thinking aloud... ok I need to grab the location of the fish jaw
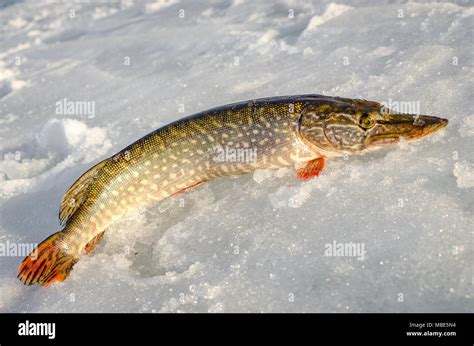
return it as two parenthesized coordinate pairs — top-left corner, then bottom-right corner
(366, 113), (448, 147)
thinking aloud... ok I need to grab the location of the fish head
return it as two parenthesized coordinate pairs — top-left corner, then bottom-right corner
(298, 98), (448, 157)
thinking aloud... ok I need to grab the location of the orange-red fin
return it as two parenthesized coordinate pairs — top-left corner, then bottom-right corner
(296, 157), (326, 181)
(17, 231), (78, 287)
(84, 230), (106, 255)
(172, 180), (207, 196)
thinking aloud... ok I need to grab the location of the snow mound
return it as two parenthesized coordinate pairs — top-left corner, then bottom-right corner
(304, 3), (353, 32)
(36, 118), (110, 160)
(0, 118), (111, 197)
(145, 0), (178, 14)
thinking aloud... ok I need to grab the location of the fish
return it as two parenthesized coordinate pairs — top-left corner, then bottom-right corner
(17, 94), (448, 286)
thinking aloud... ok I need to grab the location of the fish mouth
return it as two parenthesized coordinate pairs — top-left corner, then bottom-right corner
(368, 114), (448, 146)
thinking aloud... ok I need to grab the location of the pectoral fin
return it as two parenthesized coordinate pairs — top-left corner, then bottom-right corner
(296, 157), (325, 181)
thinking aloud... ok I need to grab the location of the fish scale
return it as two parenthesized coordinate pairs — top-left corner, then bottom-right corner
(57, 98), (307, 254)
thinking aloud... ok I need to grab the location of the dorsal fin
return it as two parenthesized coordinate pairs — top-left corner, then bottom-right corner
(59, 159), (109, 226)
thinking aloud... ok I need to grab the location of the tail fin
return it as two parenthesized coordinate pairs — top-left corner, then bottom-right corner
(17, 231), (78, 287)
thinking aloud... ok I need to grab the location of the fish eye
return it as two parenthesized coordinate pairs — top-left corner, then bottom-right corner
(359, 113), (376, 129)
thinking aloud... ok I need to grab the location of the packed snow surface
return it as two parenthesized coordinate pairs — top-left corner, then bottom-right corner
(0, 0), (472, 312)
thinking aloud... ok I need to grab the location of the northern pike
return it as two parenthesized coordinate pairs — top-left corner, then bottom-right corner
(18, 95), (448, 286)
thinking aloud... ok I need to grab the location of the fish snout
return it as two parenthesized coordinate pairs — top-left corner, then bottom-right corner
(366, 113), (448, 146)
(403, 115), (448, 141)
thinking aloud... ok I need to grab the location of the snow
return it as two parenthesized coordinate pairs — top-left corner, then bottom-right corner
(0, 0), (472, 312)
(453, 161), (474, 188)
(304, 3), (353, 31)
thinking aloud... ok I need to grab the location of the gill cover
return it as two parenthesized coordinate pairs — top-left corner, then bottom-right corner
(297, 100), (382, 156)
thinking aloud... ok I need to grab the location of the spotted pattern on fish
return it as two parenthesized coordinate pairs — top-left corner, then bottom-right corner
(17, 94), (448, 286)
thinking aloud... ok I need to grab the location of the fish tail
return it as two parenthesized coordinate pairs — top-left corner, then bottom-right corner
(17, 231), (78, 287)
